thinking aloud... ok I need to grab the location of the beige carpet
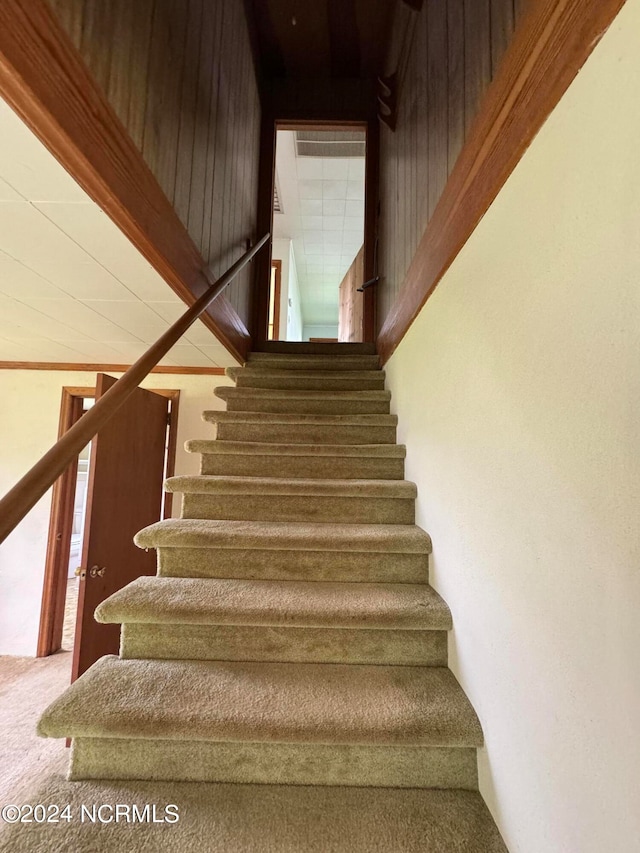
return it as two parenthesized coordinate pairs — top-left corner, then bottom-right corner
(0, 655), (506, 852)
(17, 345), (508, 850)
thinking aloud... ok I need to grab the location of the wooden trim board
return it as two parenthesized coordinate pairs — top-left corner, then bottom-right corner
(0, 0), (251, 363)
(0, 362), (226, 375)
(377, 0), (628, 363)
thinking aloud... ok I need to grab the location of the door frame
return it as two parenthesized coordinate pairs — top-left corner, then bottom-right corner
(253, 117), (377, 345)
(268, 259), (282, 340)
(36, 385), (180, 657)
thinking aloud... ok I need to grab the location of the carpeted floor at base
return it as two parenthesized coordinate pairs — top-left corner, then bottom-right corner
(0, 653), (505, 852)
(0, 775), (502, 853)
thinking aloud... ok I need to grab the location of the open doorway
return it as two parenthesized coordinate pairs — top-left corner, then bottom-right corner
(37, 385), (180, 660)
(271, 124), (368, 342)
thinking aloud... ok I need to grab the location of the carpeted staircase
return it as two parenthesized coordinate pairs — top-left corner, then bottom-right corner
(37, 341), (506, 849)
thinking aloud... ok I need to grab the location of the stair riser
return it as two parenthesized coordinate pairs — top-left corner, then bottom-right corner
(214, 422), (397, 444)
(121, 623), (447, 667)
(235, 374), (385, 391)
(180, 494), (415, 525)
(224, 397), (391, 415)
(254, 342), (377, 355)
(199, 454), (405, 480)
(246, 356), (380, 371)
(157, 547), (429, 584)
(70, 738), (478, 789)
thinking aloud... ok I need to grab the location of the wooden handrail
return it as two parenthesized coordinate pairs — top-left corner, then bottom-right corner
(0, 234), (270, 546)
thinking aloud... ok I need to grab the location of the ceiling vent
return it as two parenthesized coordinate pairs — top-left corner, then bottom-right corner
(273, 174), (283, 213)
(295, 131), (366, 158)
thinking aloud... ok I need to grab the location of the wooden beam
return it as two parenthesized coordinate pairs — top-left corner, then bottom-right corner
(377, 0), (628, 363)
(0, 362), (226, 375)
(0, 0), (250, 362)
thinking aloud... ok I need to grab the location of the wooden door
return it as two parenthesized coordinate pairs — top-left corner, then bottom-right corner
(71, 374), (168, 681)
(338, 246), (365, 342)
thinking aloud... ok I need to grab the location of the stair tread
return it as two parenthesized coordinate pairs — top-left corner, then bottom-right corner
(227, 368), (384, 379)
(216, 387), (391, 401)
(165, 474), (417, 498)
(253, 341), (377, 354)
(38, 656), (482, 746)
(185, 440), (406, 458)
(248, 353), (378, 363)
(134, 518), (432, 553)
(203, 410), (397, 425)
(0, 782), (507, 851)
(95, 576), (452, 629)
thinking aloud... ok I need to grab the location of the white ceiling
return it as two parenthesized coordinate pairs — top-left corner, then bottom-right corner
(273, 130), (365, 326)
(0, 97), (238, 368)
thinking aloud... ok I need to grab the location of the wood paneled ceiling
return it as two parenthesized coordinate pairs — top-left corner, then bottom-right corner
(246, 0), (395, 78)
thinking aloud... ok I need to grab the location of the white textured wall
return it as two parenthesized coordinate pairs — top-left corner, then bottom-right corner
(385, 3), (640, 851)
(0, 370), (232, 656)
(286, 242), (303, 341)
(271, 238), (303, 341)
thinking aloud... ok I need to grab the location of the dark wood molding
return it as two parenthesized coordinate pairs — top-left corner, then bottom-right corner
(254, 116), (375, 345)
(363, 119), (379, 343)
(37, 389), (83, 657)
(0, 0), (250, 363)
(252, 111), (277, 344)
(377, 0), (628, 363)
(0, 362), (226, 375)
(269, 259), (282, 341)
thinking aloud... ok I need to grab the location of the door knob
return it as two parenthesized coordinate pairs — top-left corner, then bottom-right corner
(74, 565), (105, 579)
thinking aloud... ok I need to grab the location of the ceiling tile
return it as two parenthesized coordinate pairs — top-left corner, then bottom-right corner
(0, 337), (89, 362)
(0, 202), (137, 300)
(168, 344), (217, 367)
(301, 215), (323, 231)
(184, 320), (226, 347)
(0, 100), (86, 203)
(26, 298), (142, 342)
(322, 216), (344, 231)
(0, 251), (68, 299)
(322, 159), (349, 180)
(105, 341), (151, 362)
(60, 339), (131, 362)
(346, 181), (365, 200)
(296, 159), (323, 180)
(298, 180), (323, 200)
(145, 301), (187, 324)
(81, 299), (167, 343)
(345, 199), (364, 217)
(322, 181), (348, 200)
(323, 233), (343, 248)
(299, 199), (323, 215)
(323, 199), (346, 216)
(344, 217), (364, 232)
(348, 160), (366, 181)
(303, 241), (324, 255)
(0, 177), (24, 201)
(34, 202), (181, 302)
(0, 296), (93, 342)
(0, 100), (235, 364)
(196, 344), (238, 368)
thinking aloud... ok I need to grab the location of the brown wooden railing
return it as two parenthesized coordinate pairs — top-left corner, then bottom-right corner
(0, 234), (270, 546)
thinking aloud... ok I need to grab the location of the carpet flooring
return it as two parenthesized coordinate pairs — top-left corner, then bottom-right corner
(0, 654), (506, 852)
